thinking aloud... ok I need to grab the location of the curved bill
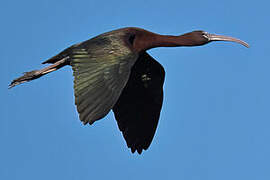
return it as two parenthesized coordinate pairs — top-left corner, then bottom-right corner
(208, 34), (249, 48)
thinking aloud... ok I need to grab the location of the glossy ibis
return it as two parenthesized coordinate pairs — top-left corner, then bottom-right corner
(9, 27), (249, 154)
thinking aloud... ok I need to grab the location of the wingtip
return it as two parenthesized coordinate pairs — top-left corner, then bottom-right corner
(137, 149), (142, 154)
(129, 146), (144, 154)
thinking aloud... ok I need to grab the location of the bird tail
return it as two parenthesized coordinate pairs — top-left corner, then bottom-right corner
(9, 56), (70, 89)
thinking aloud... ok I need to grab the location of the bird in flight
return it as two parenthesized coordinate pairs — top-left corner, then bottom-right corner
(9, 27), (249, 154)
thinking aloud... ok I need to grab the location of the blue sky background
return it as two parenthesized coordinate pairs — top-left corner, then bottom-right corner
(2, 0), (270, 179)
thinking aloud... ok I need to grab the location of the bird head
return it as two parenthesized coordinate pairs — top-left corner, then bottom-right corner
(183, 30), (249, 47)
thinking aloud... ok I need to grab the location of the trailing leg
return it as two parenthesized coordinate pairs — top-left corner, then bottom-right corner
(9, 57), (69, 89)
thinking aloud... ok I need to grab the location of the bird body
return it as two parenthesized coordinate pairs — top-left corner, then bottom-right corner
(44, 27), (139, 64)
(10, 27), (248, 154)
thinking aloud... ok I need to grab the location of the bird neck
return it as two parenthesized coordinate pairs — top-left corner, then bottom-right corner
(148, 33), (201, 49)
(132, 29), (203, 52)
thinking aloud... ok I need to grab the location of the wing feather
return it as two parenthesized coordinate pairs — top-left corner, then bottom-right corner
(71, 48), (137, 125)
(113, 52), (165, 154)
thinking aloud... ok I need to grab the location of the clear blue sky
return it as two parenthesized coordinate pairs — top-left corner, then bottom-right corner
(2, 0), (270, 179)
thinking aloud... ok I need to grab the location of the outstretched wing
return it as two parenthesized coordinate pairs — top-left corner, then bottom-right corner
(113, 52), (165, 154)
(71, 47), (137, 125)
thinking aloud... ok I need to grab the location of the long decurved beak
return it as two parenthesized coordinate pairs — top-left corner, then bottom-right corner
(208, 33), (249, 48)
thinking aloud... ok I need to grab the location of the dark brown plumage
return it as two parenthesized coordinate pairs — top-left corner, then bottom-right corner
(9, 27), (248, 154)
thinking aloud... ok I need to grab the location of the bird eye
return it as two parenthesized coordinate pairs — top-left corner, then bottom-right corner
(128, 34), (136, 45)
(202, 31), (209, 39)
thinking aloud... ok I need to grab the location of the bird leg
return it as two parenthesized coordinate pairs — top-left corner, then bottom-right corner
(9, 57), (69, 89)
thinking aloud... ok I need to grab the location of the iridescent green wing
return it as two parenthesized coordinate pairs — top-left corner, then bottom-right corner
(71, 48), (136, 125)
(113, 52), (165, 154)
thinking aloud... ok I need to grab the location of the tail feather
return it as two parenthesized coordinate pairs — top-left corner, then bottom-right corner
(9, 56), (69, 89)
